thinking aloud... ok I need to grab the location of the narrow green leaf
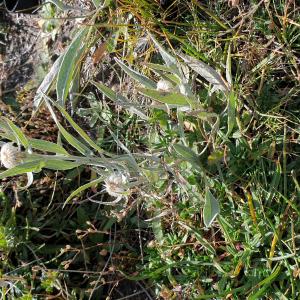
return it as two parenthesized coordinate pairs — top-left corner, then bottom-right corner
(29, 139), (69, 155)
(92, 81), (149, 120)
(51, 101), (104, 154)
(34, 55), (63, 110)
(227, 90), (237, 136)
(44, 159), (81, 171)
(65, 176), (104, 206)
(45, 98), (91, 155)
(178, 52), (229, 92)
(150, 35), (177, 68)
(56, 27), (89, 104)
(115, 58), (156, 89)
(58, 124), (91, 155)
(91, 81), (117, 101)
(226, 43), (232, 86)
(247, 266), (281, 300)
(138, 88), (196, 107)
(203, 190), (220, 227)
(178, 221), (216, 254)
(0, 160), (45, 179)
(146, 63), (174, 73)
(2, 118), (29, 148)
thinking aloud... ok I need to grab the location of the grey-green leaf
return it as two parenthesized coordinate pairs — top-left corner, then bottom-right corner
(203, 190), (220, 227)
(227, 90), (237, 136)
(56, 27), (89, 105)
(137, 88), (196, 107)
(34, 55), (63, 110)
(44, 159), (81, 171)
(65, 176), (104, 206)
(150, 35), (182, 78)
(178, 53), (229, 92)
(0, 160), (45, 179)
(92, 81), (149, 120)
(2, 117), (29, 148)
(29, 138), (69, 155)
(115, 58), (156, 89)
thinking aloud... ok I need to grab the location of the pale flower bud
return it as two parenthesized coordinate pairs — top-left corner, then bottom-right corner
(104, 173), (129, 198)
(0, 143), (24, 169)
(156, 79), (173, 92)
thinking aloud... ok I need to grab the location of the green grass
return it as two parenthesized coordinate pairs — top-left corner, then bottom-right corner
(1, 0), (300, 299)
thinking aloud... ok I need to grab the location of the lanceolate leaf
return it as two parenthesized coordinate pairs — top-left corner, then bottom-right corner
(56, 27), (89, 105)
(45, 97), (91, 155)
(227, 90), (237, 136)
(29, 139), (69, 156)
(203, 190), (220, 227)
(44, 159), (80, 171)
(91, 81), (117, 101)
(150, 35), (177, 68)
(178, 53), (229, 92)
(137, 88), (196, 107)
(51, 101), (105, 155)
(150, 35), (182, 77)
(92, 81), (149, 120)
(65, 176), (104, 206)
(2, 117), (29, 148)
(115, 58), (156, 89)
(34, 55), (63, 110)
(0, 161), (45, 179)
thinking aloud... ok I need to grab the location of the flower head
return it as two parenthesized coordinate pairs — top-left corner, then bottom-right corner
(104, 173), (129, 198)
(0, 143), (24, 169)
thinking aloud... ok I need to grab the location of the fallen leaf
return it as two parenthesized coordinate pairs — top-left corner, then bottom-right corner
(92, 42), (107, 64)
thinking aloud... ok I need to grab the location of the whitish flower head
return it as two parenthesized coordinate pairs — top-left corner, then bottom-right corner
(104, 173), (129, 198)
(0, 143), (24, 169)
(156, 79), (173, 92)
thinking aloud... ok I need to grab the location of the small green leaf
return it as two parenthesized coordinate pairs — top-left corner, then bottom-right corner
(203, 190), (220, 227)
(173, 144), (198, 162)
(208, 150), (224, 165)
